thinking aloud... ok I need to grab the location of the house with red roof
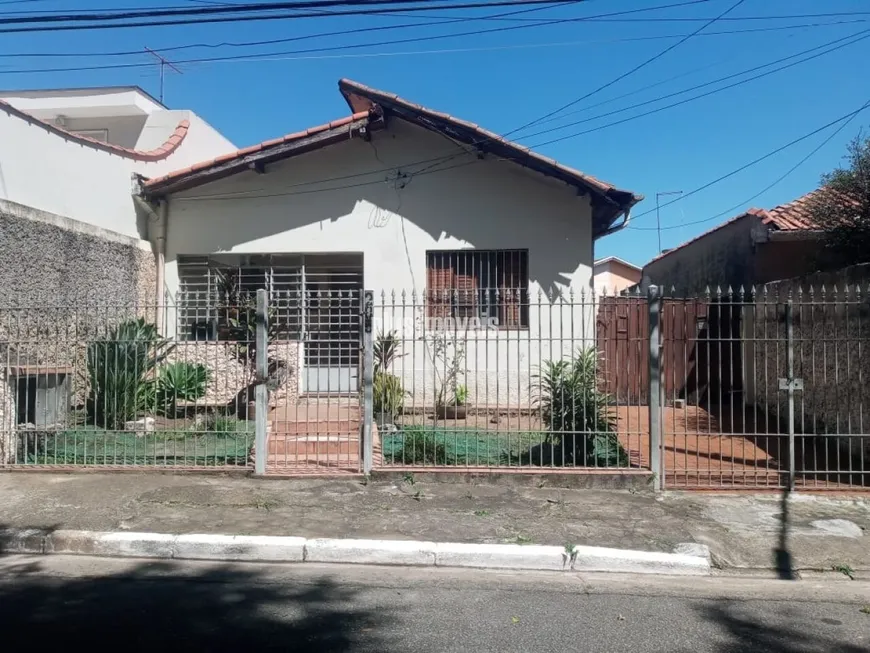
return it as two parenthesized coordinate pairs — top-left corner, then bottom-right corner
(641, 191), (827, 295)
(138, 78), (641, 399)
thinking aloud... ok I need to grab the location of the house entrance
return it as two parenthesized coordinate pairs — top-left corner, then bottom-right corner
(176, 252), (363, 394)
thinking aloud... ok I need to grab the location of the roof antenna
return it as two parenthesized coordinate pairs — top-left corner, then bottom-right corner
(144, 47), (183, 105)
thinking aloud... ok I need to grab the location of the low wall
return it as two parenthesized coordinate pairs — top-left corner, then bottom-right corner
(0, 199), (157, 463)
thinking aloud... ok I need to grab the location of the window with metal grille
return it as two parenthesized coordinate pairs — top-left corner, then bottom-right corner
(425, 250), (529, 329)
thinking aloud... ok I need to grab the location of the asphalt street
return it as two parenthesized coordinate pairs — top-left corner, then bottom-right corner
(0, 555), (867, 652)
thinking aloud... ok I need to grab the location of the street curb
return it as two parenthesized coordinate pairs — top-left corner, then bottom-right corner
(0, 529), (711, 576)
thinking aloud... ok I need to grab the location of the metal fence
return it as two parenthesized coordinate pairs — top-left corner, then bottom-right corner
(2, 284), (868, 490)
(0, 296), (258, 469)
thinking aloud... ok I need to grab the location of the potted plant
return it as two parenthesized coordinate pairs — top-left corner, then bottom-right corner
(439, 384), (469, 420)
(431, 332), (469, 420)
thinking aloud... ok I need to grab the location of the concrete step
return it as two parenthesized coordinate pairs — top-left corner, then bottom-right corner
(270, 420), (360, 436)
(268, 435), (359, 456)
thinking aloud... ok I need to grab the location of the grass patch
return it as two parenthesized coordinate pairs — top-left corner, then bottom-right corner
(382, 425), (628, 467)
(382, 426), (544, 466)
(18, 423), (254, 466)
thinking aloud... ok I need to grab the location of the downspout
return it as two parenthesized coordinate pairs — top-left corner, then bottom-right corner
(155, 199), (167, 332)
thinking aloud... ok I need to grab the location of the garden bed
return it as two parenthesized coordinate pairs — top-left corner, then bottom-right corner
(16, 421), (254, 467)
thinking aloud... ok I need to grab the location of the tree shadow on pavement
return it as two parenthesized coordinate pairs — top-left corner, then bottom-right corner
(696, 601), (868, 653)
(0, 555), (391, 653)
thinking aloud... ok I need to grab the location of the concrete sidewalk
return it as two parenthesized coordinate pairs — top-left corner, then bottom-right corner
(0, 473), (867, 575)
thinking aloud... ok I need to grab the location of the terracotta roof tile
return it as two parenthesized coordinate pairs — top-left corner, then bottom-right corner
(143, 109), (371, 188)
(760, 189), (825, 231)
(0, 98), (189, 161)
(337, 78), (641, 213)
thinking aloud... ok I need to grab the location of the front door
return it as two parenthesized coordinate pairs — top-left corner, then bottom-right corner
(303, 254), (363, 394)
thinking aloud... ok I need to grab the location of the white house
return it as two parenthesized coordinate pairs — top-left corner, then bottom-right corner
(0, 86), (236, 237)
(138, 79), (642, 407)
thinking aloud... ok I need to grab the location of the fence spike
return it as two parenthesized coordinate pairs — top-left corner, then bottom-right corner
(715, 285), (722, 298)
(704, 285), (711, 299)
(568, 286), (575, 302)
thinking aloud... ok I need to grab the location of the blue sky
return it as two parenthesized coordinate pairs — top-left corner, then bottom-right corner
(1, 0), (868, 267)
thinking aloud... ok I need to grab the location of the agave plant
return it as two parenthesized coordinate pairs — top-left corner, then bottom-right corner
(86, 318), (174, 430)
(152, 361), (210, 417)
(532, 347), (623, 466)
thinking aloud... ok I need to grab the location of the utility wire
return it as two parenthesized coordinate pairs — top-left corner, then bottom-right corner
(507, 0), (747, 136)
(0, 0), (589, 57)
(0, 0), (576, 24)
(529, 28), (870, 147)
(0, 0), (709, 72)
(171, 28), (869, 203)
(629, 98), (870, 232)
(0, 0), (603, 33)
(522, 28), (870, 140)
(622, 100), (870, 229)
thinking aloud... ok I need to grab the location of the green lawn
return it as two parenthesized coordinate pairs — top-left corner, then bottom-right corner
(381, 426), (546, 466)
(381, 425), (629, 467)
(19, 426), (254, 467)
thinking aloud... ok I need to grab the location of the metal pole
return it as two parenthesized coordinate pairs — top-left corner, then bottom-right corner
(648, 284), (663, 491)
(656, 195), (662, 255)
(362, 290), (374, 475)
(786, 300), (795, 490)
(655, 191), (683, 254)
(254, 289), (269, 476)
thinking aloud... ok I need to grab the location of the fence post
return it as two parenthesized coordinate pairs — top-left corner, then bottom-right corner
(362, 290), (374, 475)
(648, 284), (663, 491)
(254, 289), (269, 476)
(780, 300), (800, 491)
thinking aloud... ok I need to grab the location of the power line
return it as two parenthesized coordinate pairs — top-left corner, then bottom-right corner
(0, 0), (588, 57)
(507, 0), (748, 136)
(630, 98), (870, 233)
(0, 0), (711, 72)
(521, 28), (870, 141)
(622, 100), (870, 230)
(0, 0), (567, 24)
(0, 0), (602, 33)
(528, 28), (870, 147)
(167, 27), (869, 204)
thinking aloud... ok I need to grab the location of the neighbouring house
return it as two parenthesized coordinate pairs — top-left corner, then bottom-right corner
(593, 256), (642, 294)
(0, 86), (236, 463)
(0, 85), (236, 304)
(137, 78), (642, 408)
(641, 190), (827, 295)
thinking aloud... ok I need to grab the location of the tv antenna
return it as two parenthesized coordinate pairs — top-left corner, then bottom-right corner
(145, 47), (183, 104)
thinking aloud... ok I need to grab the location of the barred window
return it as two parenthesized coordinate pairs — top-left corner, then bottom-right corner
(425, 250), (529, 329)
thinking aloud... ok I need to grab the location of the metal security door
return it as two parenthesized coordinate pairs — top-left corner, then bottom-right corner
(303, 255), (363, 394)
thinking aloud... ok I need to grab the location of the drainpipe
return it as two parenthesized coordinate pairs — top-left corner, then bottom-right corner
(155, 200), (167, 332)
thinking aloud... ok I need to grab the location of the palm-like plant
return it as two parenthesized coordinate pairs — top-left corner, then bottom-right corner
(532, 347), (624, 466)
(86, 318), (174, 429)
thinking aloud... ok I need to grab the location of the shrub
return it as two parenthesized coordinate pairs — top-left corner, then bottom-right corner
(373, 371), (406, 424)
(374, 330), (405, 374)
(86, 318), (173, 430)
(152, 362), (210, 417)
(532, 347), (626, 467)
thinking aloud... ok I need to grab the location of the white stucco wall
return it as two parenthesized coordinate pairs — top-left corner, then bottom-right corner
(0, 108), (236, 239)
(164, 119), (597, 408)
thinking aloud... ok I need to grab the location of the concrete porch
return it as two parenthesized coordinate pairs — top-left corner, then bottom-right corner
(262, 398), (379, 475)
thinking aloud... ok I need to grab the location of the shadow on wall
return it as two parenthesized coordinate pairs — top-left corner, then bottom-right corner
(0, 553), (391, 653)
(166, 123), (592, 297)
